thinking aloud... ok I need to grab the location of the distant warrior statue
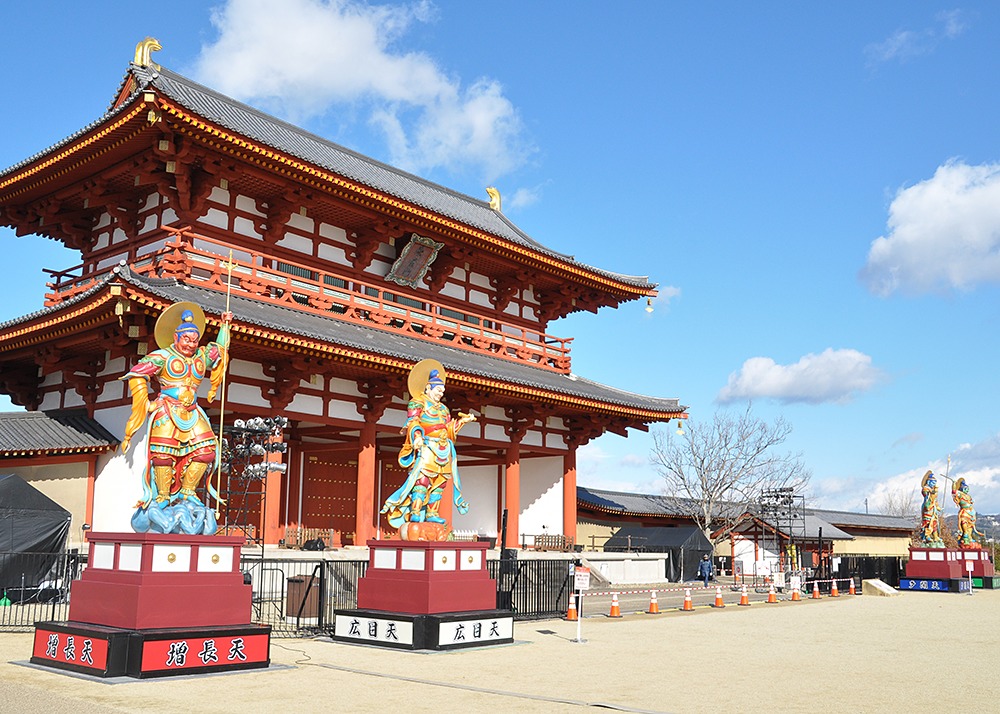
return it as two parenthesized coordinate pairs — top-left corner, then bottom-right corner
(952, 477), (985, 548)
(120, 302), (231, 535)
(919, 470), (945, 548)
(380, 359), (476, 541)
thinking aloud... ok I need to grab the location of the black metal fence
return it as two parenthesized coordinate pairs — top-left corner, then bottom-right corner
(0, 550), (83, 631)
(829, 554), (905, 590)
(1, 550), (571, 636)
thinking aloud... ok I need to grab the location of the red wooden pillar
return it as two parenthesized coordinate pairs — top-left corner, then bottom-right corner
(84, 455), (97, 528)
(355, 419), (377, 544)
(562, 447), (577, 543)
(283, 447), (303, 540)
(504, 440), (521, 549)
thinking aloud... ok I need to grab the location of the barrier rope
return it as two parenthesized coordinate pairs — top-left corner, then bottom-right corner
(579, 578), (857, 599)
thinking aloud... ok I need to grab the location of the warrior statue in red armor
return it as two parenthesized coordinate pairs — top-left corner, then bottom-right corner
(120, 302), (231, 534)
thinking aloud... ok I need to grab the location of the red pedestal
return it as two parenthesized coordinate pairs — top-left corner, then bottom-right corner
(34, 532), (269, 678)
(68, 532), (252, 630)
(906, 547), (995, 580)
(357, 540), (496, 615)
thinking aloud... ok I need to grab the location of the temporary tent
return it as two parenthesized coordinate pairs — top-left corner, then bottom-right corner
(603, 525), (713, 582)
(0, 474), (71, 590)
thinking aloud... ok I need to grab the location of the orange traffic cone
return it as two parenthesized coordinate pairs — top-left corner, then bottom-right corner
(831, 579), (840, 597)
(682, 588), (694, 611)
(609, 592), (622, 618)
(739, 584), (750, 606)
(791, 586), (801, 601)
(566, 593), (578, 621)
(714, 586), (725, 608)
(767, 583), (777, 603)
(812, 581), (821, 599)
(648, 590), (660, 614)
(849, 579), (856, 596)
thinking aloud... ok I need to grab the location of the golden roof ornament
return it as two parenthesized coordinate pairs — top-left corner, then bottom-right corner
(486, 186), (501, 212)
(134, 37), (162, 70)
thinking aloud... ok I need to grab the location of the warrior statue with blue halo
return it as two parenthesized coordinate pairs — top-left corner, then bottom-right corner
(120, 302), (232, 535)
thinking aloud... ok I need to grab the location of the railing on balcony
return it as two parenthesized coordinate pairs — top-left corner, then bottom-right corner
(44, 227), (573, 374)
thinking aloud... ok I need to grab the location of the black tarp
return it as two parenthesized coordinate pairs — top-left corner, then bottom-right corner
(0, 473), (71, 589)
(603, 526), (713, 582)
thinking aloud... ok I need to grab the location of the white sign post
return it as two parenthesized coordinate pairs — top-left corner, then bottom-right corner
(967, 560), (974, 595)
(573, 566), (590, 643)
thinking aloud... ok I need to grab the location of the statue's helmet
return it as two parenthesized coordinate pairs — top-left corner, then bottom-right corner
(174, 310), (201, 340)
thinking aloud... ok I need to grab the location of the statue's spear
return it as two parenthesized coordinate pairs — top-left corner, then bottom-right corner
(214, 250), (235, 519)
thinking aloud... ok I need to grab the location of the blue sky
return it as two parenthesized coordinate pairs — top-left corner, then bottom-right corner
(3, 1), (1000, 514)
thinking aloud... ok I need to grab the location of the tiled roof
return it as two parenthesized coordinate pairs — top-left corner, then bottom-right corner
(577, 486), (743, 519)
(578, 486), (690, 516)
(0, 63), (655, 292)
(0, 411), (118, 456)
(0, 267), (685, 417)
(807, 508), (916, 532)
(577, 486), (912, 539)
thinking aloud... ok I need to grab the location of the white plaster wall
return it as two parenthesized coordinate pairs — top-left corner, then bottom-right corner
(468, 290), (491, 309)
(235, 194), (262, 215)
(289, 393), (323, 415)
(327, 400), (361, 421)
(521, 429), (543, 448)
(439, 283), (464, 300)
(318, 222), (348, 243)
(483, 424), (507, 442)
(233, 216), (259, 238)
(317, 242), (347, 264)
(208, 186), (229, 204)
(92, 405), (144, 533)
(202, 207), (229, 229)
(287, 212), (314, 233)
(7, 464), (86, 547)
(229, 383), (269, 409)
(329, 377), (362, 396)
(452, 464), (498, 536)
(586, 554), (669, 585)
(230, 359), (265, 380)
(277, 232), (312, 254)
(518, 456), (564, 536)
(457, 419), (482, 440)
(732, 535), (779, 575)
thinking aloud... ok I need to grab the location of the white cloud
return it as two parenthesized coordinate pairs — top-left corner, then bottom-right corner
(193, 0), (532, 180)
(506, 185), (545, 211)
(717, 348), (884, 405)
(865, 11), (968, 65)
(861, 160), (1000, 296)
(863, 436), (1000, 513)
(646, 286), (680, 313)
(576, 442), (662, 494)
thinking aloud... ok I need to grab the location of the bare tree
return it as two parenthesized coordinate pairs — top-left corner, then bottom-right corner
(650, 403), (810, 544)
(873, 489), (918, 518)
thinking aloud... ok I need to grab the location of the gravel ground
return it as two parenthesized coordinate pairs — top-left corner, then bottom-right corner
(2, 588), (996, 714)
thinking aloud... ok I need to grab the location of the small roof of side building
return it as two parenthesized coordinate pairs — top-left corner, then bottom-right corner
(806, 508), (916, 535)
(579, 486), (864, 540)
(577, 486), (744, 520)
(0, 411), (119, 457)
(744, 514), (854, 541)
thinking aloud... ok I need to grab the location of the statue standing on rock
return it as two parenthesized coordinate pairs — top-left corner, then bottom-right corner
(120, 302), (232, 535)
(381, 359), (476, 541)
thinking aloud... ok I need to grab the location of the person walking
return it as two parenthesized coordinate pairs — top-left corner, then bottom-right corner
(697, 554), (713, 587)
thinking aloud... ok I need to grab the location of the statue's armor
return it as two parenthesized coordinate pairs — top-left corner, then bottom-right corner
(128, 344), (221, 460)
